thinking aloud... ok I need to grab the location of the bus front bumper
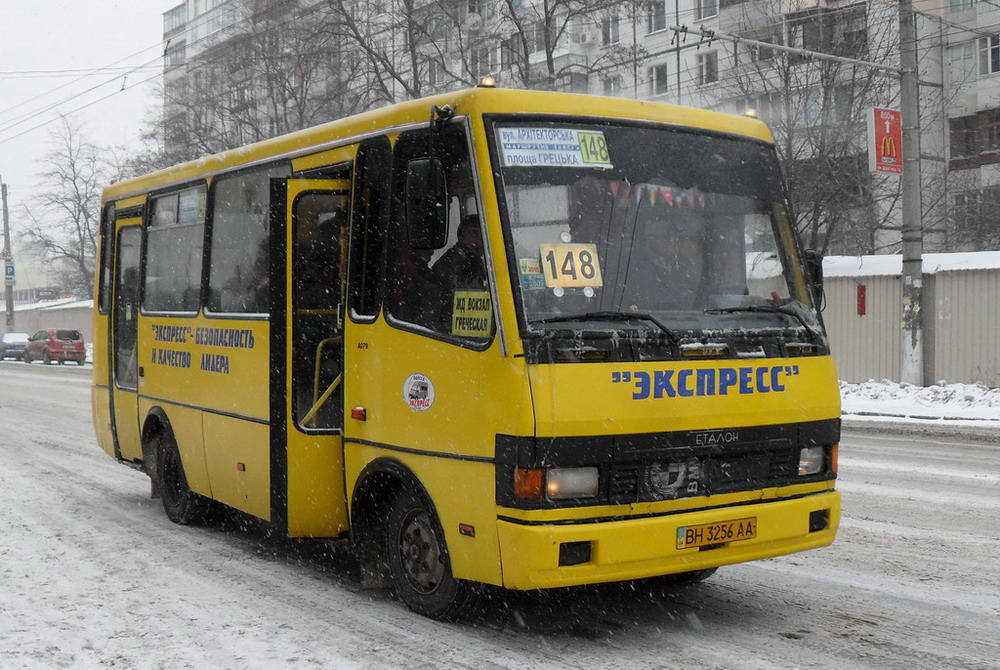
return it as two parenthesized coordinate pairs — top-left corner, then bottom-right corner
(496, 490), (839, 590)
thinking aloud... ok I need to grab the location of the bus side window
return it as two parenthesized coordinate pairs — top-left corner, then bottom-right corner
(385, 126), (492, 344)
(208, 163), (290, 315)
(97, 203), (115, 315)
(144, 186), (206, 313)
(348, 136), (392, 321)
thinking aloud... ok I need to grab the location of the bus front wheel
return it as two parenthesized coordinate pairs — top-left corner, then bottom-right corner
(386, 487), (478, 620)
(156, 428), (209, 525)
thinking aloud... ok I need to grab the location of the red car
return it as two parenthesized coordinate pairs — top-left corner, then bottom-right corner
(24, 328), (86, 365)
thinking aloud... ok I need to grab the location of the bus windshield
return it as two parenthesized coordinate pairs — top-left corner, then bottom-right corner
(490, 119), (816, 336)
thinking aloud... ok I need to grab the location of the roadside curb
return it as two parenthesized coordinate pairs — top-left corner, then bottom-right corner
(842, 414), (1000, 443)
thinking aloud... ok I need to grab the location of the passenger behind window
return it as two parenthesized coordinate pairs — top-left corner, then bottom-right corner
(431, 214), (487, 291)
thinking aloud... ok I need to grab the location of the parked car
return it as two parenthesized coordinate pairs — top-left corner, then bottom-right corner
(0, 332), (30, 360)
(23, 328), (86, 365)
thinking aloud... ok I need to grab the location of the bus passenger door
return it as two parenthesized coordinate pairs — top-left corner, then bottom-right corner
(111, 225), (143, 461)
(273, 178), (351, 537)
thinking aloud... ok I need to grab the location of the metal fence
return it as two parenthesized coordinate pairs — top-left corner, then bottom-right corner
(824, 252), (1000, 387)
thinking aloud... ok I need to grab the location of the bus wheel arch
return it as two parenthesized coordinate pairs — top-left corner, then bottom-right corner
(351, 458), (479, 619)
(350, 459), (410, 590)
(141, 409), (209, 525)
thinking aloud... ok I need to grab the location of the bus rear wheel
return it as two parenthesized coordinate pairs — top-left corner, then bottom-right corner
(156, 428), (209, 525)
(386, 487), (478, 620)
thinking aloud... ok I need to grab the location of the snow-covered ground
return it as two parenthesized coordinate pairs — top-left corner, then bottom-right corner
(2, 363), (998, 669)
(841, 379), (1000, 422)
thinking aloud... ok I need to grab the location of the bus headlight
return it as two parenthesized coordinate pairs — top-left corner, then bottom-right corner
(798, 446), (825, 475)
(546, 467), (599, 500)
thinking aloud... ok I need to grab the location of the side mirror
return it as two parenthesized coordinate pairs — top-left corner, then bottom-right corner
(803, 248), (825, 310)
(405, 158), (448, 249)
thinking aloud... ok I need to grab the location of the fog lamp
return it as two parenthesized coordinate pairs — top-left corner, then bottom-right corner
(798, 446), (825, 475)
(546, 467), (599, 500)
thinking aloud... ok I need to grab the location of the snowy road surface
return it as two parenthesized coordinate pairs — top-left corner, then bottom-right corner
(1, 361), (998, 669)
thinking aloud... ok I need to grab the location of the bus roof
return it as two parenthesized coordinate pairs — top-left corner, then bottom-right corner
(103, 87), (775, 201)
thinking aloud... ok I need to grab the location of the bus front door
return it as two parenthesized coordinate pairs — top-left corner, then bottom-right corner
(272, 178), (351, 537)
(111, 225), (143, 460)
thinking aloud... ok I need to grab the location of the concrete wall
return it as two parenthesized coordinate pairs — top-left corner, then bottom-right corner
(6, 300), (93, 343)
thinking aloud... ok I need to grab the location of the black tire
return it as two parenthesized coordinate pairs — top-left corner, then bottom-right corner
(42, 351), (51, 365)
(655, 567), (718, 586)
(156, 428), (210, 525)
(77, 360), (86, 366)
(23, 353), (30, 364)
(387, 487), (478, 620)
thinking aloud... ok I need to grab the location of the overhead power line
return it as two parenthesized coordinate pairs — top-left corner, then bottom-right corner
(669, 24), (902, 75)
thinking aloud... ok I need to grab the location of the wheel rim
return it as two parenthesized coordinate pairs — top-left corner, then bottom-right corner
(398, 508), (445, 595)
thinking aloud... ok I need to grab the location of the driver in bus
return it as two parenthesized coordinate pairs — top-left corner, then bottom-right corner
(625, 209), (705, 312)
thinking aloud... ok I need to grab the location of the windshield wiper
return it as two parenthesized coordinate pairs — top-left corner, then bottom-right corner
(703, 304), (818, 341)
(531, 311), (679, 342)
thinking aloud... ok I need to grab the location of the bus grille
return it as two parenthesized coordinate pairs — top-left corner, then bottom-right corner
(609, 446), (801, 503)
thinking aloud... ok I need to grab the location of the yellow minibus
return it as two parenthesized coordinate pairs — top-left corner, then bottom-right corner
(93, 85), (840, 619)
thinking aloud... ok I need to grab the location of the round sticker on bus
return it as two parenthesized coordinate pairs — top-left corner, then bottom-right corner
(403, 373), (435, 412)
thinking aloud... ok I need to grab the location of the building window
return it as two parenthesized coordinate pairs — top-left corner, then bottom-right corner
(697, 52), (719, 85)
(950, 115), (978, 159)
(166, 40), (186, 68)
(649, 63), (668, 96)
(648, 1), (666, 34)
(603, 76), (622, 97)
(526, 22), (548, 54)
(470, 45), (498, 77)
(950, 0), (975, 11)
(979, 35), (1000, 75)
(696, 0), (718, 21)
(602, 14), (620, 46)
(983, 109), (1000, 152)
(949, 42), (976, 87)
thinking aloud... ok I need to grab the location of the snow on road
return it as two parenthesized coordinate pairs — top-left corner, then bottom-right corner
(1, 362), (998, 669)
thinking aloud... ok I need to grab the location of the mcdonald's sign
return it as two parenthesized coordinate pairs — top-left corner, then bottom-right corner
(868, 107), (903, 175)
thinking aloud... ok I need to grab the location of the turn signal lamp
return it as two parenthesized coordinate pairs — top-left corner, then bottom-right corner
(514, 468), (544, 502)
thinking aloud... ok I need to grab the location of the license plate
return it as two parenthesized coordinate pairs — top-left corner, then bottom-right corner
(676, 517), (757, 550)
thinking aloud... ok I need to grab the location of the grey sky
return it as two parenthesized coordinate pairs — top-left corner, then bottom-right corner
(0, 1), (175, 215)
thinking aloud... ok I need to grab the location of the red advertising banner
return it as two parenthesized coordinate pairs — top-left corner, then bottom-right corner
(868, 107), (902, 175)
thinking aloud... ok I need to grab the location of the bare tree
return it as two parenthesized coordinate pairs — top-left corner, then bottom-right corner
(156, 0), (361, 159)
(720, 0), (902, 255)
(17, 117), (104, 297)
(499, 0), (616, 90)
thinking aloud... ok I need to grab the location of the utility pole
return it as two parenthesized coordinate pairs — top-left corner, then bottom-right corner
(1, 176), (13, 330)
(898, 0), (924, 386)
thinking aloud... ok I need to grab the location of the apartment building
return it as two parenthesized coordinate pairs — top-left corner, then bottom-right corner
(158, 0), (996, 252)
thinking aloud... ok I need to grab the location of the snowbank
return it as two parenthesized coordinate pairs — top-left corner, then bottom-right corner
(841, 379), (1000, 422)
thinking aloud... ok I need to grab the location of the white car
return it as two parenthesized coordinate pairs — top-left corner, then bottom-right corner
(0, 332), (30, 360)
